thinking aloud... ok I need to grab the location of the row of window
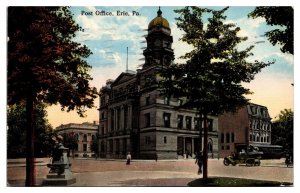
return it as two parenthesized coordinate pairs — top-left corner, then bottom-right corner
(220, 132), (235, 144)
(144, 112), (213, 130)
(250, 120), (271, 131)
(63, 133), (96, 142)
(250, 133), (270, 143)
(250, 106), (269, 118)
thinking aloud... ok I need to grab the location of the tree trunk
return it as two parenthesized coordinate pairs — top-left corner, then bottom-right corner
(203, 113), (208, 180)
(199, 113), (203, 152)
(25, 94), (35, 186)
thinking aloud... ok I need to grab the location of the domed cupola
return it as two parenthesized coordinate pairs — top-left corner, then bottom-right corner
(148, 7), (171, 35)
(142, 7), (174, 69)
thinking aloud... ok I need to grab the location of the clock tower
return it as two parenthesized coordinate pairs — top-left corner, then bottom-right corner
(143, 7), (174, 68)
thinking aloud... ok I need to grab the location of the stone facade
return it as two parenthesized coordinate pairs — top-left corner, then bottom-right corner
(218, 103), (272, 157)
(98, 8), (219, 160)
(55, 122), (98, 158)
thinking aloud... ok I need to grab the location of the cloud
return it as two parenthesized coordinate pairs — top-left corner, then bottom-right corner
(170, 22), (193, 63)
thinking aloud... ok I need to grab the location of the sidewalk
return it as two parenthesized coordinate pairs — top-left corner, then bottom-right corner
(7, 158), (293, 186)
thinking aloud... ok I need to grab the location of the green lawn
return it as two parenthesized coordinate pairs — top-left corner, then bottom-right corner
(187, 177), (293, 187)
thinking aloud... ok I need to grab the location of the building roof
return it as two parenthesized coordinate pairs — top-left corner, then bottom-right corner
(148, 7), (170, 30)
(56, 122), (98, 131)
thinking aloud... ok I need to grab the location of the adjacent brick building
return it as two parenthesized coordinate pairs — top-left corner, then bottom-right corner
(218, 103), (272, 157)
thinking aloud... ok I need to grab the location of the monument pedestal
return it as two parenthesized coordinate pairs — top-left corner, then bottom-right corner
(43, 169), (76, 186)
(43, 147), (76, 186)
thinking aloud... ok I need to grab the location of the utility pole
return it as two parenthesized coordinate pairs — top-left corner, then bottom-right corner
(126, 47), (128, 72)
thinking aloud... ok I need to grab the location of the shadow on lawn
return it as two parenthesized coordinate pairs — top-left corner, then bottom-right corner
(187, 177), (293, 187)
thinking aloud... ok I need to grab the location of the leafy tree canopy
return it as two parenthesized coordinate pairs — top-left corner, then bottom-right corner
(248, 6), (294, 54)
(8, 7), (98, 116)
(160, 6), (273, 116)
(271, 109), (293, 153)
(7, 104), (54, 158)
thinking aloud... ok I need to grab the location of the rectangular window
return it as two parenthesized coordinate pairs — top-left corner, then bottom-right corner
(145, 113), (150, 127)
(83, 144), (87, 152)
(226, 145), (230, 150)
(163, 113), (171, 128)
(177, 115), (183, 129)
(178, 99), (183, 106)
(186, 116), (192, 130)
(164, 97), (170, 105)
(146, 96), (150, 105)
(231, 132), (235, 143)
(226, 133), (230, 143)
(208, 119), (213, 131)
(221, 146), (224, 150)
(194, 118), (200, 130)
(164, 136), (167, 144)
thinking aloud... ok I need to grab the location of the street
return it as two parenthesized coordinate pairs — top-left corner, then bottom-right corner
(7, 158), (293, 186)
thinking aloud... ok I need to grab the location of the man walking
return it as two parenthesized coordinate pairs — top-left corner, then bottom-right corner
(195, 151), (203, 174)
(126, 152), (131, 165)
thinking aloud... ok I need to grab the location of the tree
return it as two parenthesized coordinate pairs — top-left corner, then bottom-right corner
(159, 6), (272, 180)
(248, 6), (294, 55)
(62, 133), (78, 158)
(7, 7), (98, 186)
(7, 104), (54, 158)
(271, 109), (293, 154)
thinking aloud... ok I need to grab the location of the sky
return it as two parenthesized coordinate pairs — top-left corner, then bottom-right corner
(46, 5), (294, 128)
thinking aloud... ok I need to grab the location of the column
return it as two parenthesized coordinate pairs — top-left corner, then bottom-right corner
(108, 109), (111, 132)
(113, 139), (116, 157)
(114, 108), (117, 131)
(126, 137), (131, 153)
(128, 105), (132, 129)
(120, 106), (124, 130)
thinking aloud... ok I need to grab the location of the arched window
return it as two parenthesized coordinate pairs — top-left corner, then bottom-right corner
(256, 133), (259, 142)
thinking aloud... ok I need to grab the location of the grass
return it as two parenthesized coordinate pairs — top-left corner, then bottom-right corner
(187, 177), (293, 187)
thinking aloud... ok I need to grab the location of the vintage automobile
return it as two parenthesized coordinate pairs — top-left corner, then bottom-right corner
(223, 144), (263, 167)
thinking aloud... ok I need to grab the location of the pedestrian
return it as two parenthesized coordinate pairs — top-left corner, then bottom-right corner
(195, 151), (203, 175)
(126, 152), (131, 165)
(155, 153), (158, 162)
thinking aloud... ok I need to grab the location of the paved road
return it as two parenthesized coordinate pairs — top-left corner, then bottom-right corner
(7, 158), (293, 186)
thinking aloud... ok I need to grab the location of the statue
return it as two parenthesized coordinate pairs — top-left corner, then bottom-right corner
(43, 134), (76, 186)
